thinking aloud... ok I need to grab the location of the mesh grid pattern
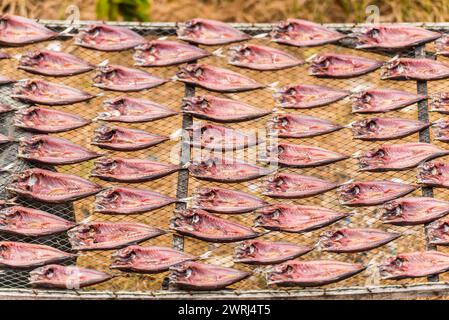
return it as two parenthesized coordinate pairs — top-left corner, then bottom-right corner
(0, 22), (445, 296)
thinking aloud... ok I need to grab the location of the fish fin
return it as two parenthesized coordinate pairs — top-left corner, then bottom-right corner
(197, 248), (219, 260)
(59, 25), (77, 37)
(341, 179), (354, 186)
(252, 33), (268, 39)
(46, 42), (62, 52)
(0, 197), (17, 206)
(266, 81), (279, 92)
(177, 197), (192, 203)
(305, 53), (318, 63)
(170, 75), (179, 82)
(95, 92), (105, 98)
(364, 255), (382, 286)
(76, 215), (94, 225)
(349, 84), (370, 94)
(345, 120), (358, 128)
(351, 151), (363, 159)
(97, 59), (109, 68)
(390, 178), (406, 184)
(157, 36), (168, 41)
(181, 162), (191, 169)
(0, 162), (16, 173)
(212, 47), (225, 57)
(12, 54), (22, 61)
(402, 105), (415, 112)
(170, 128), (184, 141)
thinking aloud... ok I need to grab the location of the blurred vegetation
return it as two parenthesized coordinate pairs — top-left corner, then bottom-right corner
(0, 0), (449, 23)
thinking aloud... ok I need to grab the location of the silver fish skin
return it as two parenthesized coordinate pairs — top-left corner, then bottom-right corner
(182, 95), (271, 123)
(381, 197), (449, 226)
(381, 57), (449, 80)
(268, 114), (343, 138)
(270, 19), (346, 47)
(308, 53), (383, 78)
(417, 161), (449, 188)
(349, 117), (429, 141)
(14, 107), (91, 133)
(75, 23), (145, 51)
(30, 264), (112, 289)
(133, 40), (210, 66)
(18, 49), (94, 76)
(355, 25), (441, 50)
(274, 84), (349, 109)
(356, 143), (449, 172)
(227, 44), (303, 71)
(338, 180), (417, 206)
(351, 88), (426, 113)
(98, 96), (177, 123)
(12, 79), (95, 106)
(177, 18), (250, 46)
(92, 64), (167, 92)
(0, 14), (57, 45)
(176, 63), (264, 92)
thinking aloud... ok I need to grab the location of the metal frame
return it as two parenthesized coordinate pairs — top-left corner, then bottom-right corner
(2, 20), (449, 300)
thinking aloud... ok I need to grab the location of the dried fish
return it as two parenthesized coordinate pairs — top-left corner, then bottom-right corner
(349, 117), (429, 140)
(68, 221), (165, 251)
(381, 57), (449, 80)
(309, 53), (382, 78)
(268, 114), (343, 138)
(0, 14), (57, 45)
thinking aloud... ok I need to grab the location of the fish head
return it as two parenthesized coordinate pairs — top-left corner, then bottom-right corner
(350, 118), (379, 136)
(193, 187), (216, 201)
(254, 206), (282, 226)
(19, 49), (44, 67)
(417, 161), (444, 183)
(270, 20), (297, 41)
(9, 170), (39, 193)
(133, 42), (159, 65)
(176, 64), (204, 81)
(234, 240), (259, 260)
(338, 183), (361, 203)
(227, 44), (255, 64)
(273, 86), (299, 106)
(172, 209), (203, 231)
(356, 26), (383, 46)
(266, 261), (296, 283)
(177, 19), (205, 39)
(68, 224), (98, 246)
(189, 157), (218, 175)
(379, 255), (408, 279)
(358, 147), (387, 170)
(92, 158), (118, 173)
(427, 220), (449, 243)
(111, 246), (139, 266)
(13, 79), (42, 96)
(319, 230), (346, 249)
(76, 25), (109, 46)
(95, 188), (122, 210)
(381, 57), (407, 79)
(381, 200), (403, 221)
(309, 54), (331, 73)
(30, 264), (60, 283)
(350, 91), (373, 109)
(93, 64), (119, 84)
(268, 115), (290, 132)
(169, 261), (197, 284)
(93, 125), (117, 143)
(182, 96), (210, 113)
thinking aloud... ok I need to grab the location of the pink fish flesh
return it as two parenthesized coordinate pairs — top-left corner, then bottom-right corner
(95, 186), (177, 214)
(92, 125), (168, 151)
(176, 63), (264, 92)
(270, 19), (345, 47)
(308, 53), (383, 78)
(133, 40), (210, 66)
(356, 143), (449, 172)
(92, 64), (167, 92)
(98, 96), (177, 122)
(0, 14), (57, 45)
(91, 157), (180, 182)
(7, 168), (103, 203)
(177, 18), (250, 45)
(68, 221), (165, 250)
(274, 84), (349, 109)
(182, 95), (270, 122)
(338, 180), (417, 206)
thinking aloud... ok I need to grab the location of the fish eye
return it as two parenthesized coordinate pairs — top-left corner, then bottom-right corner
(442, 223), (449, 233)
(369, 28), (380, 38)
(286, 88), (296, 95)
(318, 58), (330, 68)
(248, 244), (256, 254)
(277, 145), (285, 154)
(374, 149), (385, 158)
(271, 209), (280, 220)
(45, 267), (55, 278)
(332, 231), (345, 240)
(367, 120), (378, 130)
(286, 24), (294, 32)
(242, 48), (251, 57)
(431, 166), (440, 176)
(350, 186), (360, 195)
(192, 214), (200, 224)
(285, 265), (294, 273)
(200, 99), (209, 109)
(194, 68), (203, 78)
(185, 267), (193, 278)
(392, 258), (403, 268)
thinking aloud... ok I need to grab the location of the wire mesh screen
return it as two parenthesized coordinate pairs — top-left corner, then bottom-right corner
(0, 21), (447, 298)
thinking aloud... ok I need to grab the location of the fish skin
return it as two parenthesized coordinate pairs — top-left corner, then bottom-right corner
(227, 44), (303, 71)
(12, 79), (95, 106)
(110, 245), (195, 273)
(68, 221), (165, 251)
(427, 217), (449, 245)
(92, 125), (168, 151)
(18, 135), (101, 165)
(182, 95), (271, 123)
(381, 57), (449, 80)
(91, 157), (180, 183)
(0, 206), (74, 237)
(133, 40), (210, 67)
(0, 241), (73, 268)
(381, 197), (449, 226)
(355, 25), (441, 50)
(234, 240), (312, 265)
(274, 84), (350, 109)
(14, 107), (91, 133)
(186, 123), (261, 151)
(338, 180), (417, 206)
(188, 157), (273, 183)
(0, 14), (57, 45)
(356, 143), (449, 172)
(75, 23), (145, 51)
(351, 88), (426, 113)
(255, 204), (349, 233)
(436, 35), (449, 57)
(176, 63), (264, 92)
(177, 18), (250, 46)
(432, 119), (449, 142)
(98, 96), (177, 123)
(265, 143), (348, 167)
(18, 49), (94, 76)
(0, 104), (13, 114)
(430, 93), (449, 114)
(270, 19), (345, 47)
(379, 251), (449, 279)
(319, 228), (400, 253)
(171, 208), (260, 243)
(94, 186), (177, 214)
(350, 117), (429, 140)
(417, 161), (449, 188)
(309, 53), (383, 78)
(191, 187), (268, 214)
(92, 64), (167, 92)
(7, 168), (103, 203)
(268, 114), (343, 138)
(262, 172), (340, 199)
(267, 260), (365, 287)
(30, 264), (112, 289)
